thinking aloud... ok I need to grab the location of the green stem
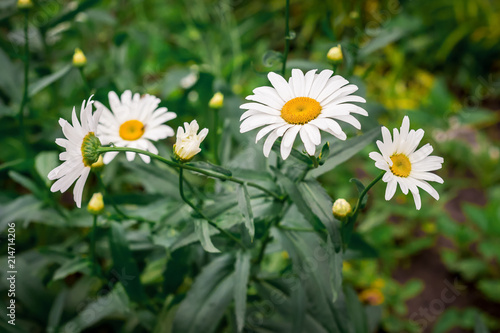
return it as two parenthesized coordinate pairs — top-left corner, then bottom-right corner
(95, 171), (156, 224)
(90, 214), (98, 274)
(212, 109), (220, 164)
(281, 0), (290, 76)
(97, 146), (282, 200)
(351, 172), (384, 219)
(79, 67), (90, 96)
(18, 10), (29, 144)
(178, 168), (245, 249)
(278, 225), (315, 232)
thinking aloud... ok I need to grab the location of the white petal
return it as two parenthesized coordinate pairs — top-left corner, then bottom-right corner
(299, 126), (316, 155)
(268, 72), (293, 101)
(385, 179), (397, 200)
(73, 167), (90, 208)
(263, 129), (280, 157)
(308, 69), (333, 100)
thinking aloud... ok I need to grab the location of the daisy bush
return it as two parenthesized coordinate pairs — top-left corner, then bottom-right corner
(1, 0), (499, 332)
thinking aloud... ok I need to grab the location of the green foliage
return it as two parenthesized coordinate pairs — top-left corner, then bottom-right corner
(0, 0), (499, 332)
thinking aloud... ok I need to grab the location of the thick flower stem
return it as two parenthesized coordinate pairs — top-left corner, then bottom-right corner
(178, 168), (246, 249)
(18, 11), (29, 144)
(281, 0), (290, 76)
(98, 146), (283, 200)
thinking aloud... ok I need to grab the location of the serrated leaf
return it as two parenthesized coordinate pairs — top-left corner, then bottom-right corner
(173, 255), (235, 333)
(108, 222), (146, 303)
(28, 65), (72, 97)
(237, 184), (254, 241)
(188, 161), (232, 177)
(234, 250), (251, 332)
(194, 220), (220, 253)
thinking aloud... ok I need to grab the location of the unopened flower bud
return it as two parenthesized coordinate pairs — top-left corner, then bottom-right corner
(73, 48), (87, 67)
(332, 198), (352, 219)
(209, 92), (224, 109)
(87, 193), (104, 215)
(173, 120), (208, 162)
(18, 0), (33, 9)
(327, 44), (343, 63)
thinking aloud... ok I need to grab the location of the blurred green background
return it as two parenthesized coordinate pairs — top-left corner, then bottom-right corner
(0, 0), (499, 332)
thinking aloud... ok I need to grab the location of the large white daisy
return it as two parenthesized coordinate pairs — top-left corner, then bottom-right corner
(48, 96), (103, 208)
(96, 90), (176, 164)
(369, 116), (444, 210)
(240, 69), (368, 159)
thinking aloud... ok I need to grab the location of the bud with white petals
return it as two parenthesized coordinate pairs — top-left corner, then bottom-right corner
(173, 120), (209, 162)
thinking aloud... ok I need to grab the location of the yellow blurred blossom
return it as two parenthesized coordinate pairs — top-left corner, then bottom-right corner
(87, 193), (104, 215)
(327, 45), (343, 62)
(359, 288), (384, 305)
(209, 92), (224, 109)
(17, 0), (33, 9)
(72, 48), (87, 67)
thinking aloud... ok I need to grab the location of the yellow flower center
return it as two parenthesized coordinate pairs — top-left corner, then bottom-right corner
(119, 120), (145, 141)
(390, 153), (411, 177)
(281, 97), (322, 125)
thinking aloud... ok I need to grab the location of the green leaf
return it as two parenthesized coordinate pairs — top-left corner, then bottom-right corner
(0, 195), (43, 231)
(399, 279), (424, 300)
(35, 151), (59, 186)
(310, 127), (380, 178)
(108, 222), (147, 303)
(474, 313), (490, 333)
(234, 250), (251, 332)
(328, 235), (343, 302)
(350, 178), (368, 208)
(299, 180), (343, 251)
(53, 257), (91, 280)
(47, 289), (67, 333)
(276, 172), (324, 234)
(61, 283), (130, 332)
(194, 220), (220, 253)
(8, 171), (44, 198)
(237, 184), (254, 241)
(344, 233), (378, 260)
(173, 255), (235, 333)
(188, 161), (232, 177)
(318, 142), (330, 164)
(344, 286), (369, 333)
(28, 65), (72, 97)
(478, 280), (500, 302)
(291, 282), (306, 333)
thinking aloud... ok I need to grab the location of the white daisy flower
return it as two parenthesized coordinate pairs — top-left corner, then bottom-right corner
(48, 97), (103, 208)
(96, 90), (176, 164)
(240, 69), (367, 160)
(173, 120), (209, 162)
(369, 116), (444, 210)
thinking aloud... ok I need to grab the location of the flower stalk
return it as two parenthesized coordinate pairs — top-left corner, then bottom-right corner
(178, 168), (246, 249)
(281, 0), (290, 76)
(97, 146), (283, 200)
